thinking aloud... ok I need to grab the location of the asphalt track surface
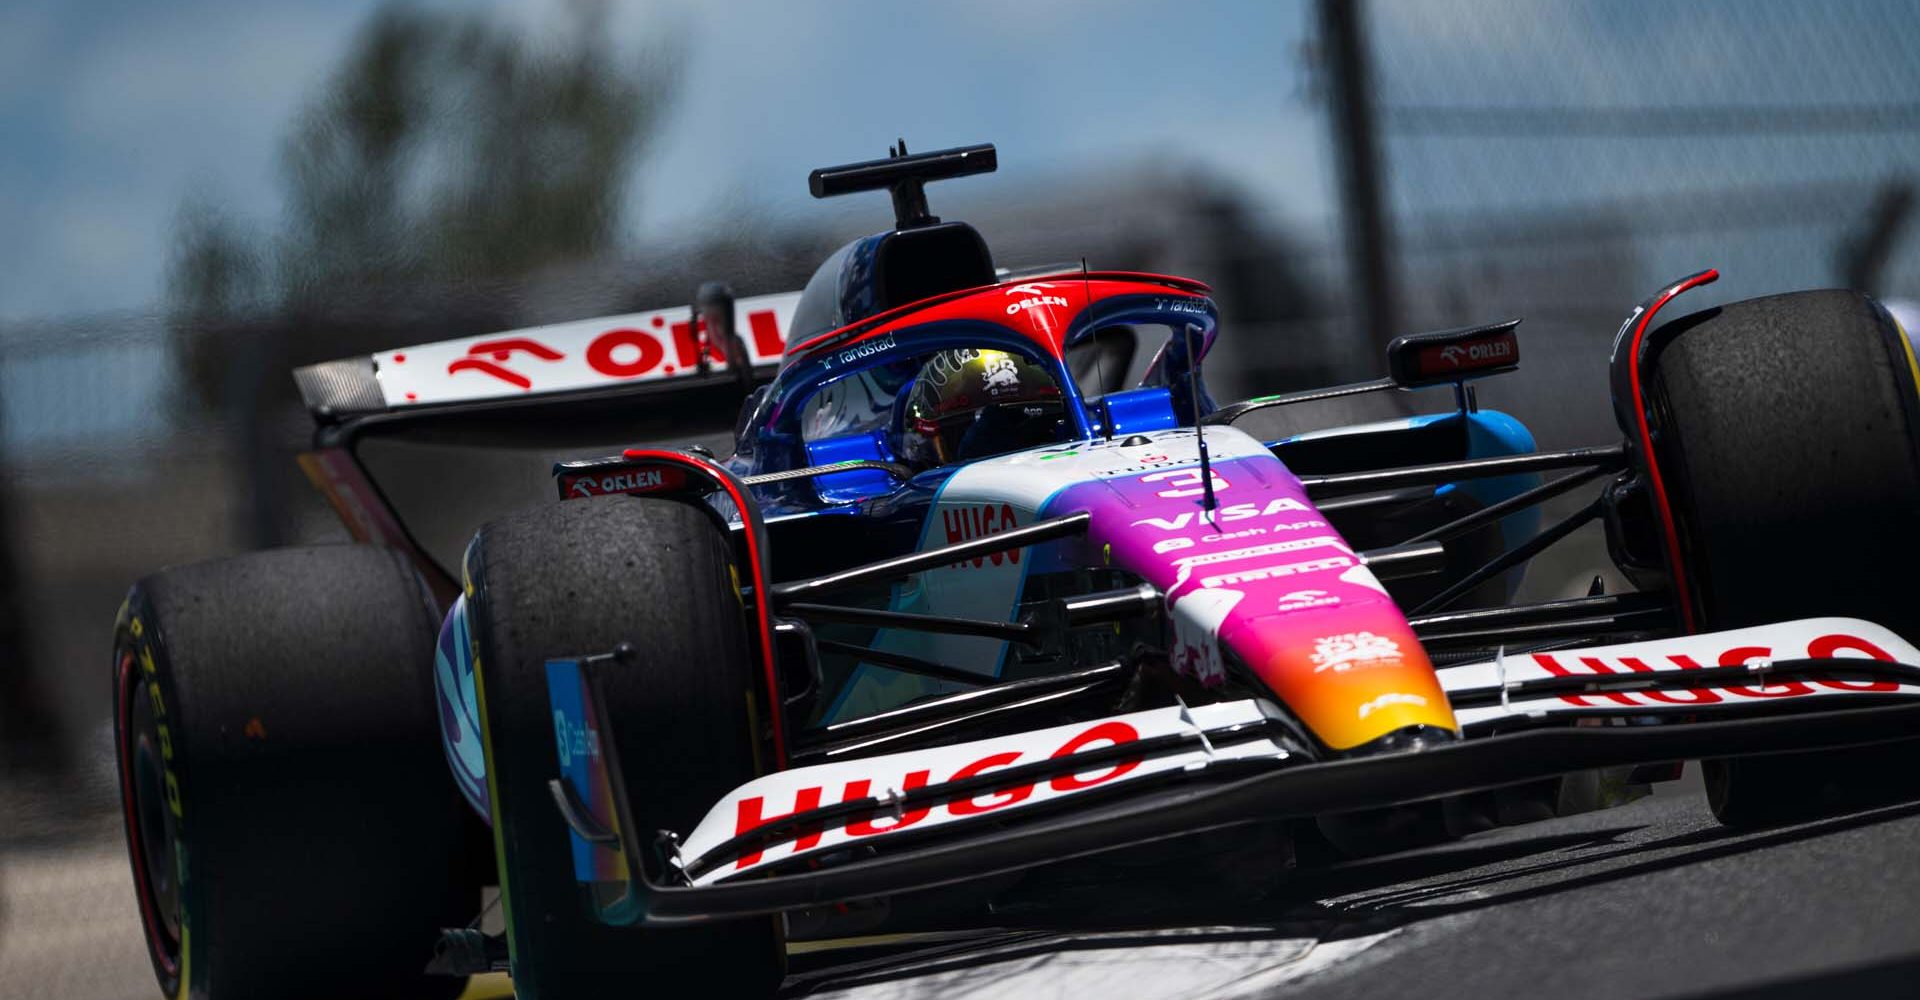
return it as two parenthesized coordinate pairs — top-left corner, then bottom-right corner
(790, 770), (1920, 1000)
(7, 769), (1919, 999)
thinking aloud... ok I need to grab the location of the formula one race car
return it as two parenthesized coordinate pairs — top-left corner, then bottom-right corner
(112, 142), (1920, 999)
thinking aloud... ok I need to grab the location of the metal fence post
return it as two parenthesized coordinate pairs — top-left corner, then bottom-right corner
(1319, 0), (1400, 362)
(0, 342), (61, 776)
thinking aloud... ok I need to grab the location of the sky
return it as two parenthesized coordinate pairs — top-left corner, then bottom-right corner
(0, 0), (1331, 324)
(4, 0), (1916, 327)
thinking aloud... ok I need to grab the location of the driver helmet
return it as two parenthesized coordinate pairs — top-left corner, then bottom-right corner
(898, 348), (1065, 467)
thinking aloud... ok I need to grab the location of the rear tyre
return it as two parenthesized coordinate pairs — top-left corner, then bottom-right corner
(464, 496), (784, 999)
(1644, 289), (1920, 826)
(113, 545), (477, 1000)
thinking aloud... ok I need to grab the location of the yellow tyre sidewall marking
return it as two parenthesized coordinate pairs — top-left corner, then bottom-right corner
(123, 602), (193, 1000)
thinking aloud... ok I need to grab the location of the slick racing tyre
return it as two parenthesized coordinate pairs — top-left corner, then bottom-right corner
(464, 495), (784, 999)
(1641, 289), (1920, 827)
(113, 545), (478, 1000)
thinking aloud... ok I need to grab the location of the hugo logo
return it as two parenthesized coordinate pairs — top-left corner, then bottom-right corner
(1533, 633), (1899, 706)
(729, 721), (1142, 868)
(942, 503), (1022, 568)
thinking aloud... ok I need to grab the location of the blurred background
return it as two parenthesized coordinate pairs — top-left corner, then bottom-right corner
(2, 0), (1917, 995)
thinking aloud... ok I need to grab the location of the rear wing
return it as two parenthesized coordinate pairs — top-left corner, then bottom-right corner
(293, 290), (802, 419)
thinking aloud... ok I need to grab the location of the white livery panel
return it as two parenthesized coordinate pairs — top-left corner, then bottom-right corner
(372, 290), (802, 407)
(1441, 617), (1920, 729)
(677, 700), (1289, 885)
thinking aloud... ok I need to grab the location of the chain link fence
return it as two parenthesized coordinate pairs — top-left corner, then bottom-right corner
(1361, 0), (1920, 448)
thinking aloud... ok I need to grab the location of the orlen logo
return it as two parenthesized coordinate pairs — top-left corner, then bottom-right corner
(438, 308), (788, 391)
(730, 721), (1141, 869)
(942, 503), (1022, 568)
(1437, 338), (1513, 368)
(1003, 282), (1069, 316)
(569, 469), (666, 498)
(1535, 632), (1900, 706)
(449, 338), (565, 390)
(561, 465), (684, 500)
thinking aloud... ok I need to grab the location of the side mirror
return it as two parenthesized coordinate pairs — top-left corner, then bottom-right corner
(1386, 318), (1520, 389)
(733, 384), (767, 447)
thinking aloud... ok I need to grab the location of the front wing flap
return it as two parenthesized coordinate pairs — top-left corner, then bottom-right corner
(545, 617), (1920, 926)
(1441, 617), (1920, 729)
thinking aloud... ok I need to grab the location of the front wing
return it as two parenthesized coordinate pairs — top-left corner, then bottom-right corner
(545, 617), (1920, 926)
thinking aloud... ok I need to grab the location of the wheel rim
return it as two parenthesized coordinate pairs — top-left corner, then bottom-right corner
(117, 646), (183, 977)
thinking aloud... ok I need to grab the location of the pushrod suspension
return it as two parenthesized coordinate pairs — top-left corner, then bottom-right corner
(1301, 444), (1626, 496)
(1409, 498), (1605, 616)
(1403, 464), (1613, 546)
(770, 512), (1092, 603)
(785, 603), (1037, 647)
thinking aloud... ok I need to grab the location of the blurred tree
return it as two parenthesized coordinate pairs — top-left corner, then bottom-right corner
(170, 0), (676, 411)
(169, 197), (265, 330)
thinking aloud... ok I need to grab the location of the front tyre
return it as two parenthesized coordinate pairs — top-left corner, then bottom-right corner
(464, 496), (784, 999)
(1643, 289), (1920, 826)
